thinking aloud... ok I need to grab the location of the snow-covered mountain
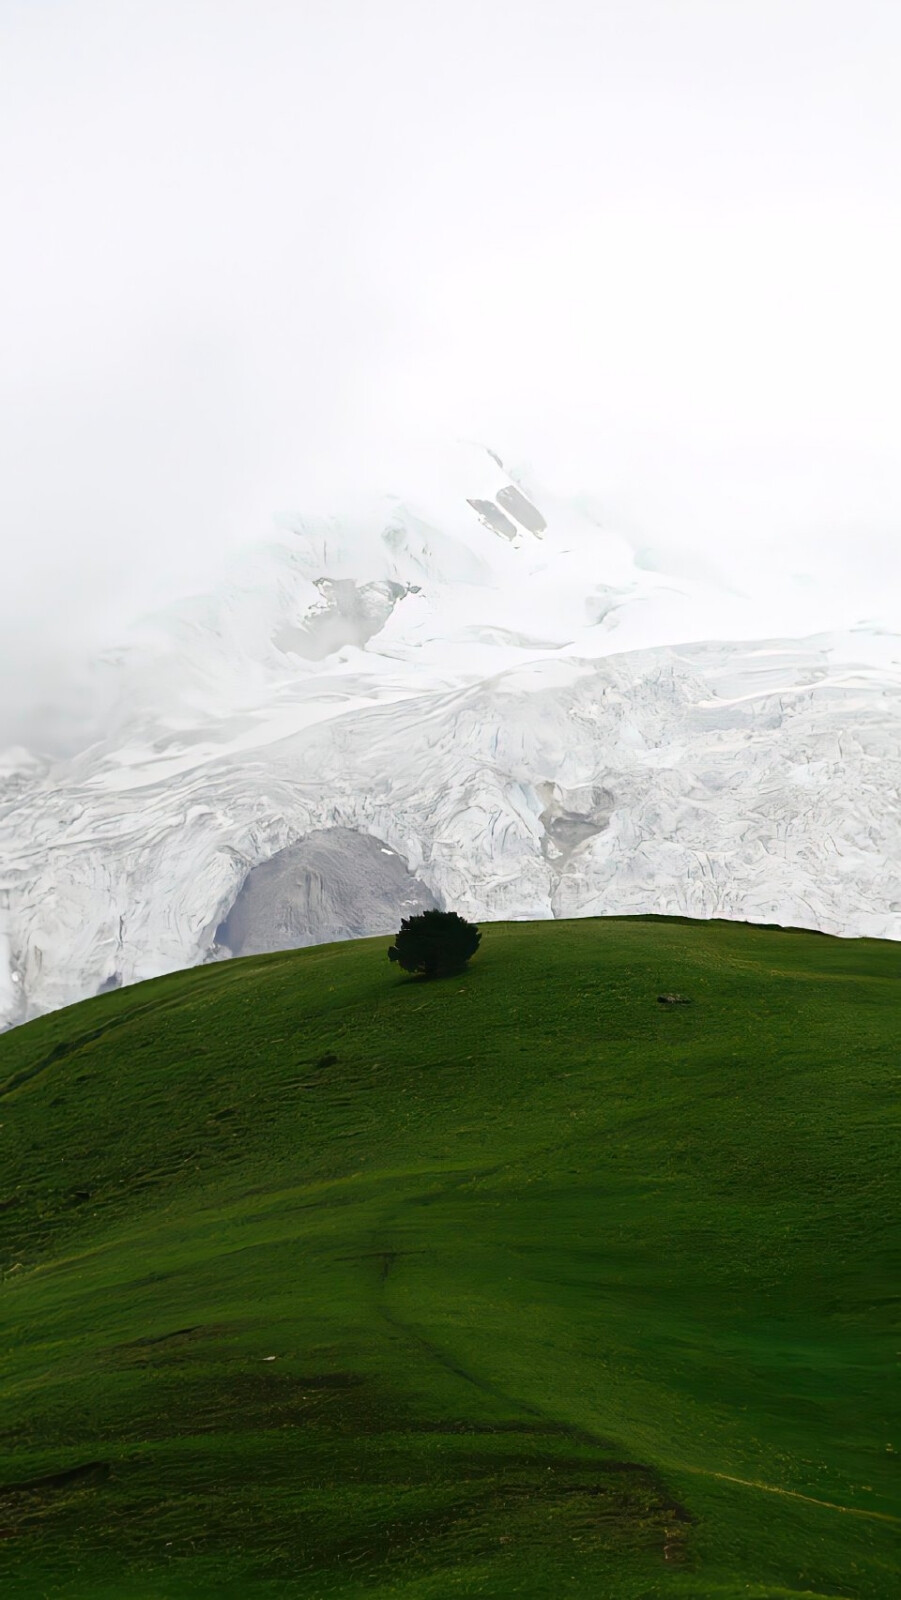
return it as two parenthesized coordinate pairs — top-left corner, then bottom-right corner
(2, 443), (899, 1027)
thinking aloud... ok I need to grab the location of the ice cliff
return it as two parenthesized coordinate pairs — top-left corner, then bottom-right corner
(2, 443), (899, 1026)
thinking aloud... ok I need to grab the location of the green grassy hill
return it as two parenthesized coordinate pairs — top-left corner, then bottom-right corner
(1, 916), (898, 1599)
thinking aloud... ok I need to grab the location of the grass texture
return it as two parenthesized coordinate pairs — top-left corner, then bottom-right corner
(0, 915), (898, 1598)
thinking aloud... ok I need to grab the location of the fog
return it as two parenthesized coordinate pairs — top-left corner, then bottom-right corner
(2, 0), (900, 752)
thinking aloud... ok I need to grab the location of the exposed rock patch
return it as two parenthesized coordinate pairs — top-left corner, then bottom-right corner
(538, 783), (615, 866)
(496, 484), (547, 535)
(273, 578), (413, 660)
(466, 499), (519, 541)
(216, 830), (439, 958)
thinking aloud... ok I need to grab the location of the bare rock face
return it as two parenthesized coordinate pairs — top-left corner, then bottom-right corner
(216, 829), (439, 957)
(538, 782), (615, 865)
(496, 484), (547, 535)
(273, 579), (412, 660)
(466, 498), (520, 541)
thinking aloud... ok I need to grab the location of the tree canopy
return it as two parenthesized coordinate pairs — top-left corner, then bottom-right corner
(387, 910), (481, 978)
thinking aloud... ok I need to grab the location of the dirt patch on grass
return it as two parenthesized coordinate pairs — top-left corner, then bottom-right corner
(0, 1459), (112, 1539)
(104, 1323), (237, 1366)
(2, 1461), (111, 1495)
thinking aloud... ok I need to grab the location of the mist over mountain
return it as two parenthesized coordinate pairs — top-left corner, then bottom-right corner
(4, 2), (901, 754)
(3, 3), (901, 1024)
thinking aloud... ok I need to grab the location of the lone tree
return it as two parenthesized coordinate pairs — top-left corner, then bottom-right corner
(388, 910), (481, 979)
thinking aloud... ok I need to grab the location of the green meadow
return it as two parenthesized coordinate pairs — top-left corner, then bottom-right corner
(0, 915), (898, 1598)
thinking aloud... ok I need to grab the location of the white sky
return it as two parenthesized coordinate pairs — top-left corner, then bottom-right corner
(2, 0), (901, 749)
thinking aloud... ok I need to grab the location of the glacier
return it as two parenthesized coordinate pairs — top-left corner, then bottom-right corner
(1, 442), (899, 1028)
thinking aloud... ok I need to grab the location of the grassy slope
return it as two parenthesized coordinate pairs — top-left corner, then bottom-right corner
(0, 916), (898, 1600)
